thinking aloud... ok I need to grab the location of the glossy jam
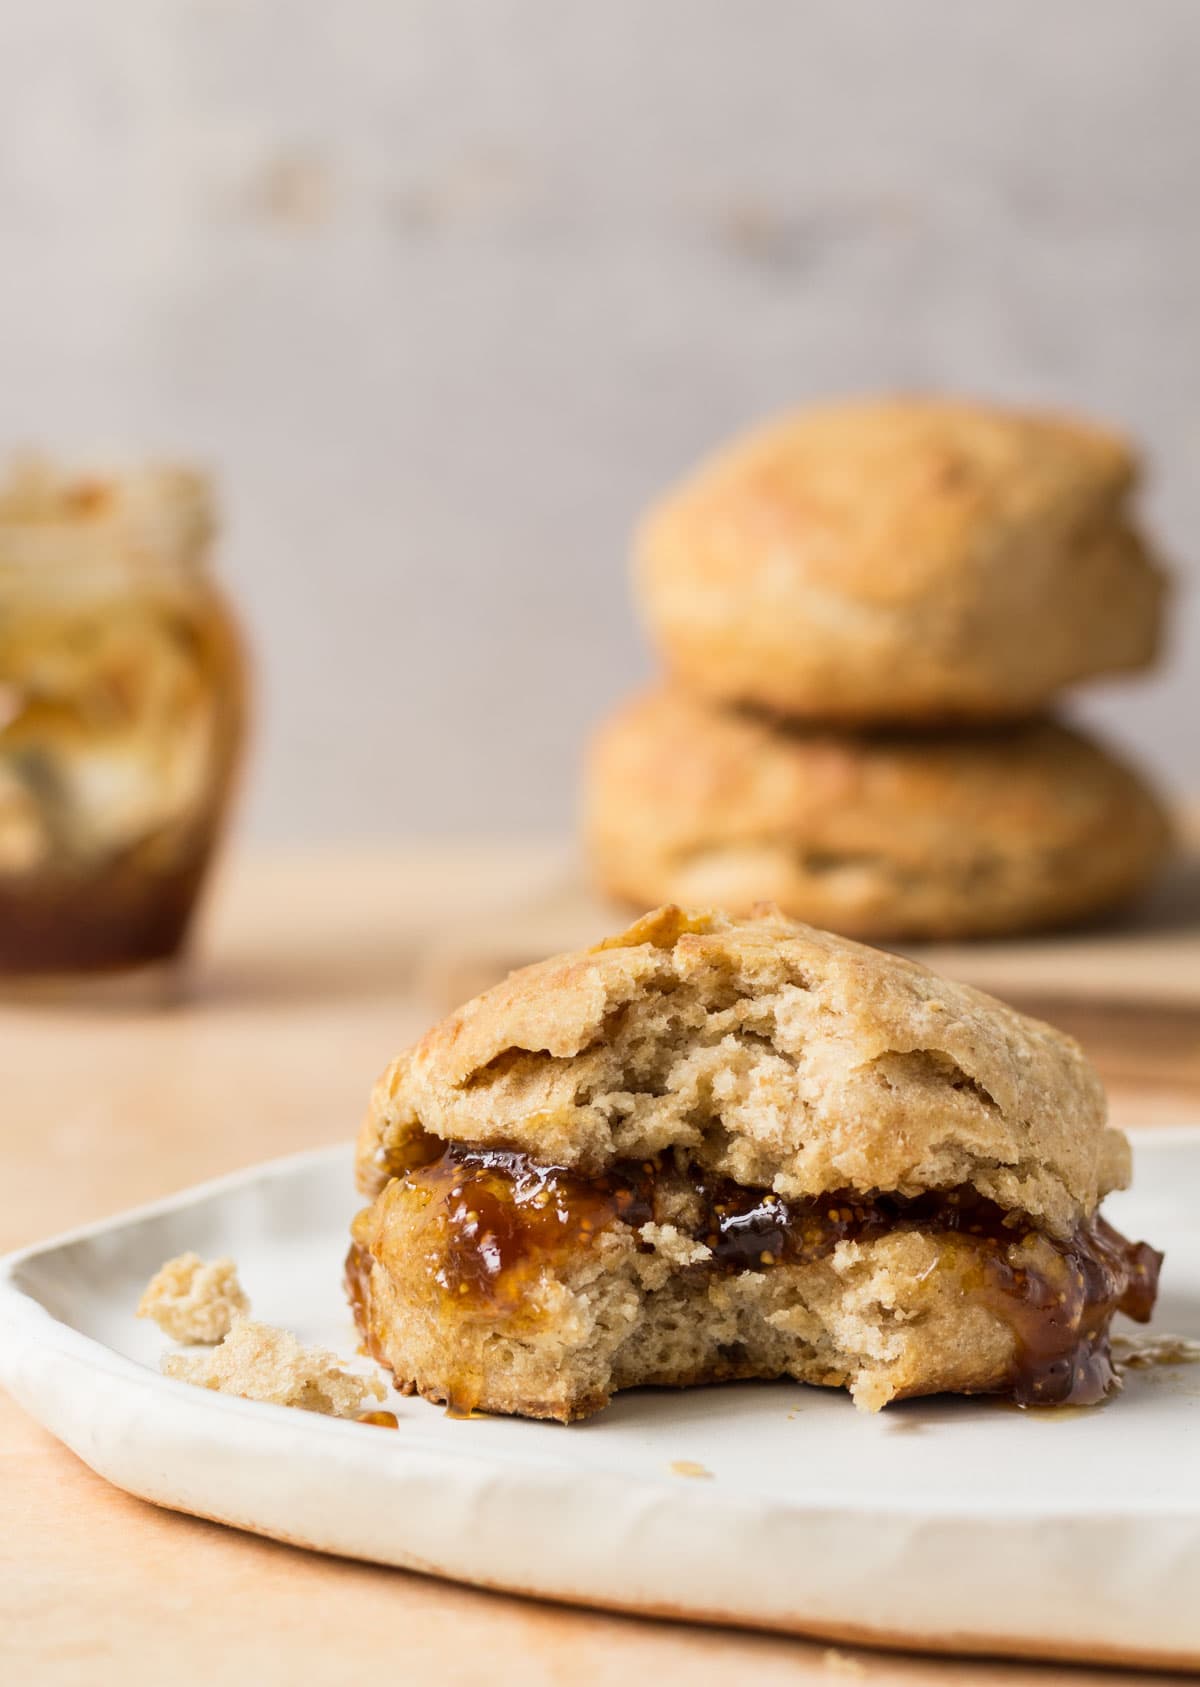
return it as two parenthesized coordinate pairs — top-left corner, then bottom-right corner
(403, 1145), (655, 1310)
(349, 1142), (1162, 1409)
(695, 1178), (1161, 1405)
(705, 1180), (1161, 1403)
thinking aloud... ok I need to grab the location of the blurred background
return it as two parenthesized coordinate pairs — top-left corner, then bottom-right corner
(4, 16), (1200, 1662)
(1, 0), (1196, 840)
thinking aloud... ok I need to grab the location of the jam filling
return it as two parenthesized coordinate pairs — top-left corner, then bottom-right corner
(348, 1140), (1162, 1408)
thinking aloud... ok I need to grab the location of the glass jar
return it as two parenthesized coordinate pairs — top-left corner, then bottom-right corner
(0, 458), (247, 994)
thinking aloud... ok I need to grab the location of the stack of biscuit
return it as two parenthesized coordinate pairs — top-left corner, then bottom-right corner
(584, 397), (1172, 939)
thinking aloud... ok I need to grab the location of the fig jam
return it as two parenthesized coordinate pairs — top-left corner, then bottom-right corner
(348, 1140), (1162, 1409)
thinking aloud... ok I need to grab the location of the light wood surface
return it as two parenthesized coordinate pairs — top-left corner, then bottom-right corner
(2, 846), (1196, 1687)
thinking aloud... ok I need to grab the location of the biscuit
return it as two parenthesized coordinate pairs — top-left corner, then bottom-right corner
(163, 1321), (385, 1418)
(348, 906), (1160, 1420)
(137, 1252), (249, 1344)
(583, 688), (1170, 940)
(636, 397), (1167, 720)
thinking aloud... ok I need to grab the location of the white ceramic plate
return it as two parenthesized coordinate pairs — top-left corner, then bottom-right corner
(2, 1132), (1199, 1669)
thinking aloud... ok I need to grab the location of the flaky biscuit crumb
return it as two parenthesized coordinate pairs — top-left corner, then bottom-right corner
(668, 1460), (712, 1479)
(137, 1252), (249, 1343)
(639, 1222), (713, 1267)
(163, 1320), (385, 1417)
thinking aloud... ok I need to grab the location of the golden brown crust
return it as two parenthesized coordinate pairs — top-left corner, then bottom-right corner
(356, 904), (1127, 1238)
(636, 397), (1167, 720)
(582, 688), (1171, 940)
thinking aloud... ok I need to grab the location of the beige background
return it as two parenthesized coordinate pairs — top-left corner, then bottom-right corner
(1, 0), (1197, 839)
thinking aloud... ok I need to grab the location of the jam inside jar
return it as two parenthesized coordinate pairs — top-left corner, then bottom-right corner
(0, 459), (247, 990)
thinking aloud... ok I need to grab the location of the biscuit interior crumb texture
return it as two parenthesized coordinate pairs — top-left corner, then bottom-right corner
(137, 1252), (249, 1343)
(163, 1320), (385, 1417)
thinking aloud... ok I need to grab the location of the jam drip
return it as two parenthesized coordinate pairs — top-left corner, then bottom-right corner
(351, 1140), (1162, 1409)
(345, 1235), (391, 1368)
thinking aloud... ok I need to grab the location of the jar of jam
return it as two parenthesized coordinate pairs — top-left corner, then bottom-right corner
(0, 458), (247, 994)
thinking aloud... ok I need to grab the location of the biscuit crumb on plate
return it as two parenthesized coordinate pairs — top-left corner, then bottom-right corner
(163, 1320), (385, 1418)
(137, 1252), (249, 1343)
(668, 1460), (712, 1479)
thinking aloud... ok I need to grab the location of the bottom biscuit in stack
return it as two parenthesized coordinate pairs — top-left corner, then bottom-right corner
(347, 906), (1161, 1422)
(583, 688), (1169, 941)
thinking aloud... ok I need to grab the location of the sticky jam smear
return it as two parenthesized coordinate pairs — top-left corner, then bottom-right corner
(347, 1141), (1162, 1410)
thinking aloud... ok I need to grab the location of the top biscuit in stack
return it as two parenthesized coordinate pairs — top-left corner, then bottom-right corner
(584, 396), (1172, 938)
(636, 397), (1167, 722)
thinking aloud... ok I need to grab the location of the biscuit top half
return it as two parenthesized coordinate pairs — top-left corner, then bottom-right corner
(637, 395), (1139, 609)
(358, 906), (1126, 1239)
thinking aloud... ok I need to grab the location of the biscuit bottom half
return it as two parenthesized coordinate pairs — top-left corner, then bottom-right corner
(346, 1137), (1161, 1422)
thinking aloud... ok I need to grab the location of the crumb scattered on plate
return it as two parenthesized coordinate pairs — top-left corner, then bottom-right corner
(1113, 1332), (1200, 1372)
(668, 1459), (712, 1479)
(137, 1252), (249, 1343)
(163, 1320), (385, 1418)
(822, 1649), (866, 1677)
